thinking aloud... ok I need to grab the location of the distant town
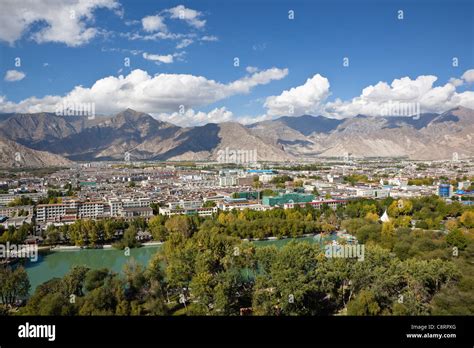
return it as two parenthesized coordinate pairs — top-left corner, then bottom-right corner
(1, 157), (472, 244)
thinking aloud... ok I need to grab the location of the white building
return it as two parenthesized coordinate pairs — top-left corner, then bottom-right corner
(159, 206), (217, 217)
(218, 201), (268, 212)
(219, 176), (238, 187)
(355, 187), (390, 199)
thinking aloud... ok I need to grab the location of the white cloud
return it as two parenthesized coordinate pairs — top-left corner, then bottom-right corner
(461, 69), (474, 84)
(142, 52), (174, 64)
(252, 43), (267, 51)
(246, 66), (259, 74)
(448, 69), (473, 87)
(449, 78), (464, 87)
(0, 0), (121, 46)
(264, 74), (330, 117)
(237, 113), (273, 125)
(4, 70), (26, 82)
(125, 19), (140, 26)
(324, 74), (474, 118)
(176, 38), (193, 49)
(157, 107), (234, 127)
(141, 15), (167, 32)
(121, 31), (184, 41)
(0, 68), (288, 117)
(167, 5), (206, 29)
(200, 35), (218, 42)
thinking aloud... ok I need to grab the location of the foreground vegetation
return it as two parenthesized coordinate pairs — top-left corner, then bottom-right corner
(0, 196), (473, 316)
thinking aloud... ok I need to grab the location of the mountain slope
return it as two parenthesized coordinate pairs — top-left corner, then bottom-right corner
(0, 137), (72, 168)
(1, 107), (472, 161)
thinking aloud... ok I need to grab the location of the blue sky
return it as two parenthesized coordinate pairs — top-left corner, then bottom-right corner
(0, 0), (473, 125)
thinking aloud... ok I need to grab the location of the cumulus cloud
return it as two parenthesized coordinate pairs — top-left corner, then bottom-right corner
(449, 69), (474, 87)
(131, 5), (211, 44)
(0, 67), (288, 116)
(142, 52), (174, 64)
(166, 5), (206, 29)
(4, 70), (26, 82)
(246, 66), (259, 74)
(0, 0), (121, 46)
(461, 69), (474, 84)
(157, 107), (234, 126)
(264, 74), (330, 117)
(449, 78), (464, 87)
(324, 73), (474, 118)
(141, 15), (167, 32)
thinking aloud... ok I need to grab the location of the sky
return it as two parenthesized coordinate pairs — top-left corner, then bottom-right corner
(0, 0), (473, 126)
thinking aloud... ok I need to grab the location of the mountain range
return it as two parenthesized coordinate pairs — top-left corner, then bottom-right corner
(0, 106), (472, 167)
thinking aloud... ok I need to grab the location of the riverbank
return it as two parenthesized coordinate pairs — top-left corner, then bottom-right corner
(48, 240), (164, 252)
(42, 233), (327, 252)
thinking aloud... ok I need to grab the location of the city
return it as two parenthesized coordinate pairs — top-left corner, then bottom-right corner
(0, 156), (472, 316)
(0, 0), (473, 345)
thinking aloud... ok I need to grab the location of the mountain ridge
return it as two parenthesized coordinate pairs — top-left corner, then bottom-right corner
(0, 106), (472, 165)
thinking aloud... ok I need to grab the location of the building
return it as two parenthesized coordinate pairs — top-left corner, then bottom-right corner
(218, 201), (268, 211)
(1, 216), (32, 229)
(78, 202), (105, 219)
(355, 187), (390, 198)
(167, 200), (202, 210)
(458, 181), (471, 190)
(159, 206), (218, 217)
(0, 205), (33, 218)
(0, 193), (45, 205)
(36, 200), (107, 223)
(283, 199), (347, 211)
(438, 184), (453, 198)
(262, 193), (314, 207)
(108, 197), (152, 217)
(120, 207), (153, 220)
(259, 174), (276, 183)
(219, 176), (238, 187)
(232, 191), (259, 200)
(237, 177), (254, 186)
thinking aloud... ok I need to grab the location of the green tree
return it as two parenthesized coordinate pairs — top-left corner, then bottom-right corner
(148, 215), (168, 241)
(0, 266), (30, 306)
(446, 229), (468, 250)
(347, 290), (381, 315)
(165, 215), (192, 238)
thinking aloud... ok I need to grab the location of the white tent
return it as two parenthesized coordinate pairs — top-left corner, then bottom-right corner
(380, 210), (390, 223)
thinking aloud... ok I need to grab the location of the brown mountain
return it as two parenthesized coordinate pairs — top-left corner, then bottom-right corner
(0, 106), (472, 162)
(0, 137), (72, 168)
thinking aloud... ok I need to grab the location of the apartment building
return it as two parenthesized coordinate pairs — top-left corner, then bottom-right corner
(355, 187), (390, 198)
(0, 205), (33, 217)
(283, 199), (348, 211)
(120, 207), (153, 220)
(166, 200), (203, 210)
(159, 206), (217, 217)
(37, 200), (106, 223)
(108, 197), (151, 217)
(218, 201), (268, 212)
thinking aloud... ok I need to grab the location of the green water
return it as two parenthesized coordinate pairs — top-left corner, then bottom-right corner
(26, 246), (161, 293)
(25, 234), (336, 293)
